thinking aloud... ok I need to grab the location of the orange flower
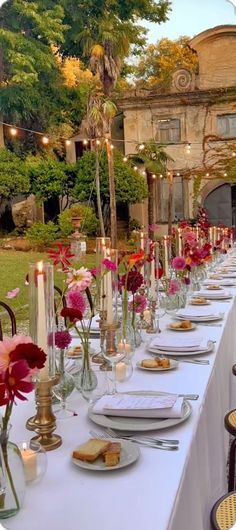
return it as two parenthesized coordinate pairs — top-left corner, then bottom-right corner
(128, 249), (145, 268)
(185, 256), (192, 266)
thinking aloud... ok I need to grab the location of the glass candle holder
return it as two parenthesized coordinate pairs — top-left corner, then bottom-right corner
(18, 441), (47, 484)
(29, 262), (55, 381)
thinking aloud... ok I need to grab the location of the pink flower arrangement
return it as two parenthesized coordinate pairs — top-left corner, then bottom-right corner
(172, 256), (186, 271)
(128, 294), (147, 314)
(167, 279), (180, 296)
(66, 290), (87, 314)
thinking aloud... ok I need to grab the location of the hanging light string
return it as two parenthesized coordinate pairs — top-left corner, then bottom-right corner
(1, 120), (236, 178)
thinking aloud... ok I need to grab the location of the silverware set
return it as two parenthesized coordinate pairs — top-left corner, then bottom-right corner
(164, 356), (210, 365)
(89, 429), (179, 451)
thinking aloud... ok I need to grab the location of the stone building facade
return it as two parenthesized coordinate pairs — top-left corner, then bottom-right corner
(118, 25), (236, 230)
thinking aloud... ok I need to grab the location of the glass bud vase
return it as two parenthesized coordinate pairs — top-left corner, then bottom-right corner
(0, 427), (25, 519)
(74, 344), (98, 393)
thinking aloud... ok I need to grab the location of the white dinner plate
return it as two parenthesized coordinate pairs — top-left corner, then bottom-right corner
(148, 340), (214, 357)
(88, 391), (192, 432)
(174, 314), (223, 322)
(136, 359), (178, 371)
(167, 323), (197, 331)
(193, 293), (232, 300)
(72, 438), (140, 471)
(190, 300), (211, 306)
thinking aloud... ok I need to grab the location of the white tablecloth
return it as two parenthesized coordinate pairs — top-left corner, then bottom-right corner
(5, 275), (236, 530)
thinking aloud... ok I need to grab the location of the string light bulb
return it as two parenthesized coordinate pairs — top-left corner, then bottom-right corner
(160, 174), (163, 179)
(224, 172), (227, 177)
(83, 139), (88, 146)
(133, 166), (138, 171)
(176, 172), (180, 177)
(186, 142), (191, 153)
(142, 170), (146, 176)
(233, 152), (236, 157)
(10, 127), (17, 137)
(123, 156), (128, 162)
(139, 143), (145, 151)
(110, 144), (114, 149)
(206, 172), (209, 177)
(42, 136), (49, 145)
(96, 139), (101, 146)
(65, 139), (71, 146)
(152, 174), (156, 179)
(104, 138), (109, 144)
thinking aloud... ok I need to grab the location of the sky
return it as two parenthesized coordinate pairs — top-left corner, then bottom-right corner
(146, 0), (236, 42)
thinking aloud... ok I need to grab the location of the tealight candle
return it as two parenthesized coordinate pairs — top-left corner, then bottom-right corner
(20, 442), (37, 482)
(117, 341), (132, 354)
(116, 362), (126, 381)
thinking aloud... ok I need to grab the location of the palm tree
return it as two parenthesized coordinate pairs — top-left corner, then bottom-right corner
(86, 92), (117, 237)
(133, 141), (173, 234)
(78, 17), (131, 246)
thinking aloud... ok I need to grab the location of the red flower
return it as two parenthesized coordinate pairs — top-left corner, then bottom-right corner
(5, 360), (34, 401)
(61, 307), (83, 322)
(55, 331), (72, 349)
(121, 271), (143, 294)
(48, 244), (74, 269)
(9, 343), (47, 370)
(128, 249), (145, 268)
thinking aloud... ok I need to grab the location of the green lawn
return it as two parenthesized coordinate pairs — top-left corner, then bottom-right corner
(0, 250), (95, 335)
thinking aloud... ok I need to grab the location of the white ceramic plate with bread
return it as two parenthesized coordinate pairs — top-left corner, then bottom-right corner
(72, 438), (140, 471)
(167, 322), (197, 331)
(136, 359), (178, 371)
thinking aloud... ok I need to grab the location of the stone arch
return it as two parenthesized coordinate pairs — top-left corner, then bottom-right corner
(200, 179), (226, 204)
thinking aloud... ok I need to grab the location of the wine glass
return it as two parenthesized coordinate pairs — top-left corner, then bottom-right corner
(53, 349), (75, 419)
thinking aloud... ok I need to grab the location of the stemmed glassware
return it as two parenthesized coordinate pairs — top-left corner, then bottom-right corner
(53, 348), (75, 419)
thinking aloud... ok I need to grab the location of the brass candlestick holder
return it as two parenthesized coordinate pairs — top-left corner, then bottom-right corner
(26, 376), (62, 451)
(92, 310), (107, 364)
(146, 300), (158, 334)
(100, 321), (120, 371)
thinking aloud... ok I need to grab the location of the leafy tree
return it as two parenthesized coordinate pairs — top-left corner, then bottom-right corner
(26, 157), (76, 208)
(58, 205), (98, 237)
(134, 37), (198, 90)
(0, 148), (29, 199)
(73, 148), (148, 221)
(61, 0), (171, 246)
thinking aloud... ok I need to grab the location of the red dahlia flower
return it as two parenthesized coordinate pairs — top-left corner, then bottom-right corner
(61, 307), (83, 322)
(9, 343), (47, 370)
(5, 360), (34, 401)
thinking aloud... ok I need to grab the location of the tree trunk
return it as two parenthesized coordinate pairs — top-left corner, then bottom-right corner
(95, 145), (105, 237)
(0, 120), (4, 149)
(147, 173), (154, 236)
(156, 176), (162, 222)
(167, 172), (173, 235)
(106, 141), (117, 248)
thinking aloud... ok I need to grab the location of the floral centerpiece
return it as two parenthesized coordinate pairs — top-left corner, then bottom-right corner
(48, 244), (116, 390)
(118, 249), (145, 344)
(0, 336), (46, 517)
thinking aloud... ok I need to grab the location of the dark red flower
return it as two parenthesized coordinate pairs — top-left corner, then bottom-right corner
(5, 360), (34, 401)
(9, 343), (47, 370)
(121, 271), (143, 294)
(48, 244), (74, 270)
(55, 331), (72, 349)
(61, 307), (83, 322)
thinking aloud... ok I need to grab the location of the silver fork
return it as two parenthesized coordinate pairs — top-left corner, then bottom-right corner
(105, 428), (179, 445)
(168, 357), (210, 365)
(89, 430), (179, 451)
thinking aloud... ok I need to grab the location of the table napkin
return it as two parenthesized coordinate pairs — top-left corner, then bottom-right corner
(176, 307), (218, 318)
(149, 334), (208, 351)
(195, 290), (230, 298)
(203, 279), (235, 286)
(92, 393), (185, 418)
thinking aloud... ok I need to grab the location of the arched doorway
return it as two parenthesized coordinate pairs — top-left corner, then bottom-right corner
(204, 183), (232, 226)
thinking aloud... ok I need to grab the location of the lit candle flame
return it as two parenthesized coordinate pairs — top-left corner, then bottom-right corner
(22, 442), (27, 451)
(37, 261), (43, 273)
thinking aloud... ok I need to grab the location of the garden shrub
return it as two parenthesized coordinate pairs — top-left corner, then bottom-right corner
(26, 221), (59, 249)
(58, 205), (98, 237)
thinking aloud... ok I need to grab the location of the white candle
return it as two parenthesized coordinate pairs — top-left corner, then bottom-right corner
(150, 258), (156, 300)
(163, 236), (169, 277)
(116, 362), (126, 382)
(105, 249), (114, 325)
(37, 262), (49, 380)
(140, 231), (145, 278)
(21, 443), (37, 482)
(117, 341), (131, 354)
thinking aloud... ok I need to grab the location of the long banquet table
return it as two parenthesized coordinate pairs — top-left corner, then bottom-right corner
(6, 265), (236, 530)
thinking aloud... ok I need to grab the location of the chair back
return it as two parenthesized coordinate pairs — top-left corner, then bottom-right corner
(54, 286), (66, 327)
(0, 301), (17, 340)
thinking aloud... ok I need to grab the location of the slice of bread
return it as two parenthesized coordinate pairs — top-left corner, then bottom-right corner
(72, 439), (110, 462)
(103, 442), (121, 467)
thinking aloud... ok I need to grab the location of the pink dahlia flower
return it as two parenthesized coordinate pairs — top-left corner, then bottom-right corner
(128, 294), (147, 314)
(6, 288), (20, 299)
(0, 335), (32, 373)
(66, 289), (87, 314)
(102, 258), (117, 272)
(66, 267), (92, 291)
(172, 256), (186, 271)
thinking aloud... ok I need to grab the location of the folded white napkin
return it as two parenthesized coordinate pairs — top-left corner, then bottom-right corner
(195, 290), (229, 298)
(176, 307), (217, 318)
(203, 279), (235, 286)
(149, 334), (208, 352)
(221, 273), (236, 278)
(92, 393), (185, 419)
(64, 358), (79, 374)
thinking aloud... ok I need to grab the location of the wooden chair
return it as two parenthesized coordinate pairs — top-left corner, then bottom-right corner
(211, 491), (236, 529)
(0, 301), (17, 340)
(224, 410), (236, 492)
